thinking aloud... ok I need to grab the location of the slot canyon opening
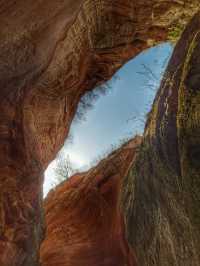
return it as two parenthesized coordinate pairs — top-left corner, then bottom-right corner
(1, 3), (200, 265)
(43, 43), (173, 197)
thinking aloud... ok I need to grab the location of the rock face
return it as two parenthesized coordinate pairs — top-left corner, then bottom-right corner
(122, 12), (200, 266)
(0, 0), (199, 265)
(40, 137), (141, 266)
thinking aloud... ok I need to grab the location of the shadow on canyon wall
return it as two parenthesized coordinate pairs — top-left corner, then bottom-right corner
(0, 1), (199, 266)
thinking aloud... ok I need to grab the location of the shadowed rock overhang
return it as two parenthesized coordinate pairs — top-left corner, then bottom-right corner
(0, 1), (199, 266)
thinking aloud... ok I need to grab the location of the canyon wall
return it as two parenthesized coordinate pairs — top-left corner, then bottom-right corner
(40, 137), (141, 266)
(40, 15), (200, 265)
(122, 12), (200, 266)
(0, 0), (199, 265)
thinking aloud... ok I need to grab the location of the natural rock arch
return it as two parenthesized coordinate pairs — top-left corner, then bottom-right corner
(41, 13), (200, 266)
(0, 1), (199, 265)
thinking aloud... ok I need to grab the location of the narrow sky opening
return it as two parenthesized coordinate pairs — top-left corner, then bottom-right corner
(44, 43), (173, 196)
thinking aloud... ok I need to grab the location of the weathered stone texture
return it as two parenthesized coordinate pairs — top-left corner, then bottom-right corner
(40, 137), (141, 266)
(122, 12), (200, 266)
(0, 0), (199, 265)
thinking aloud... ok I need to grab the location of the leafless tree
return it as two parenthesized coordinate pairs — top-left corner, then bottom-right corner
(53, 154), (74, 185)
(74, 75), (119, 122)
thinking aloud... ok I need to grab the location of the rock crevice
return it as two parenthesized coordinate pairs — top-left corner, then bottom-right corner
(0, 1), (199, 265)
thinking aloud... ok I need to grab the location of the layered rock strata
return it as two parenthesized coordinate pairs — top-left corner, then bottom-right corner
(122, 12), (200, 266)
(40, 137), (141, 266)
(0, 0), (199, 265)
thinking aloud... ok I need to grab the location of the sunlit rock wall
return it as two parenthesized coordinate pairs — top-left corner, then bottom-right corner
(40, 137), (141, 266)
(0, 0), (199, 265)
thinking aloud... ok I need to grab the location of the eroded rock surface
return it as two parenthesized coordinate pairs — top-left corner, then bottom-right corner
(122, 12), (200, 266)
(40, 137), (141, 266)
(0, 0), (199, 265)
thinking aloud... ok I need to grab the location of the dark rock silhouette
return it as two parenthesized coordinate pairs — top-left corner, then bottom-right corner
(122, 12), (200, 266)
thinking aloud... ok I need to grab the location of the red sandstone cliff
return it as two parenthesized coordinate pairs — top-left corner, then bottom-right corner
(122, 12), (200, 266)
(40, 137), (141, 266)
(0, 1), (200, 265)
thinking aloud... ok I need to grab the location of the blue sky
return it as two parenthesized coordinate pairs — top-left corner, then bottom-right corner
(44, 43), (173, 196)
